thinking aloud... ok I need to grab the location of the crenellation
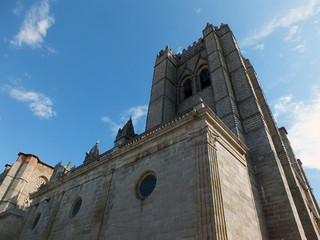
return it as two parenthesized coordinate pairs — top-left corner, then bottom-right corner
(176, 38), (204, 65)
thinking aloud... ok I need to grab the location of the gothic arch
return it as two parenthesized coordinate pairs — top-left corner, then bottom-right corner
(196, 65), (211, 90)
(179, 77), (194, 102)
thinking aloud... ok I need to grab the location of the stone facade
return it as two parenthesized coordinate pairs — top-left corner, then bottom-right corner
(14, 23), (320, 240)
(0, 152), (54, 239)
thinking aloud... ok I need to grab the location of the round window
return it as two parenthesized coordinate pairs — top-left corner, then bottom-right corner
(136, 172), (157, 200)
(70, 197), (82, 218)
(32, 212), (41, 229)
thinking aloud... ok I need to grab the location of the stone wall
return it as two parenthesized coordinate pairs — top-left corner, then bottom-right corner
(18, 105), (262, 240)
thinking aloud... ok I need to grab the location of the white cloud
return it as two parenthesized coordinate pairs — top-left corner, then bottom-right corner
(7, 86), (56, 119)
(11, 0), (55, 48)
(13, 1), (24, 16)
(274, 86), (320, 169)
(195, 8), (201, 14)
(124, 105), (148, 126)
(242, 0), (320, 46)
(101, 116), (122, 136)
(256, 43), (265, 50)
(274, 95), (294, 119)
(284, 25), (301, 42)
(292, 42), (308, 53)
(102, 105), (148, 136)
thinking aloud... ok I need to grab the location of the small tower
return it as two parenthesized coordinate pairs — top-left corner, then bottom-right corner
(114, 118), (137, 147)
(84, 141), (100, 164)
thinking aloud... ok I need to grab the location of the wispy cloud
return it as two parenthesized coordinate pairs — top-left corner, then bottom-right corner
(256, 43), (265, 50)
(284, 25), (301, 42)
(13, 1), (24, 16)
(101, 105), (148, 136)
(5, 85), (56, 119)
(292, 42), (308, 53)
(274, 86), (320, 169)
(11, 0), (55, 48)
(195, 8), (201, 14)
(274, 95), (295, 120)
(242, 0), (320, 46)
(101, 116), (122, 136)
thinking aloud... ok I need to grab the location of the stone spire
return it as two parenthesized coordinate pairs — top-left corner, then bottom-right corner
(65, 161), (71, 172)
(84, 140), (100, 164)
(114, 118), (137, 147)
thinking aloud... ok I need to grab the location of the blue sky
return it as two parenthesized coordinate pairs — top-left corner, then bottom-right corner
(1, 0), (320, 201)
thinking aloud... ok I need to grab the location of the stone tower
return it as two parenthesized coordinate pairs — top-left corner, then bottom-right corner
(146, 23), (320, 239)
(0, 152), (54, 239)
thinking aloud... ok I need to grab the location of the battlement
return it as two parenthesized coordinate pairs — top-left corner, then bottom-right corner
(175, 37), (204, 64)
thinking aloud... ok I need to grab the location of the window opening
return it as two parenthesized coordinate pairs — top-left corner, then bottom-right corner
(136, 172), (157, 200)
(200, 69), (210, 89)
(70, 197), (82, 218)
(183, 80), (192, 99)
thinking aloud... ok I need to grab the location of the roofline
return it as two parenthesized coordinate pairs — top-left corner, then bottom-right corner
(18, 152), (54, 169)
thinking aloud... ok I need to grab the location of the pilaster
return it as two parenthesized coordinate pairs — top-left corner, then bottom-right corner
(193, 127), (228, 239)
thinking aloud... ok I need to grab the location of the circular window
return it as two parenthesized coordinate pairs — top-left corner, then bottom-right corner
(136, 172), (157, 200)
(32, 212), (41, 229)
(70, 197), (82, 218)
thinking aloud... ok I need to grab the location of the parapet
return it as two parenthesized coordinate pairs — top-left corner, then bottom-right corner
(175, 38), (204, 65)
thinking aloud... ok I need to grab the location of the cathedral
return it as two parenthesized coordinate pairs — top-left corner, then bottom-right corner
(1, 23), (320, 240)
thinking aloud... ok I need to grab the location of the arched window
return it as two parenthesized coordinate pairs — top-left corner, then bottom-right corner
(200, 69), (210, 89)
(36, 176), (48, 189)
(183, 79), (192, 99)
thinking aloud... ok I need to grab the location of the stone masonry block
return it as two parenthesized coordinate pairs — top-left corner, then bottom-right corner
(237, 97), (261, 120)
(215, 96), (234, 118)
(150, 79), (165, 102)
(162, 97), (176, 122)
(164, 78), (176, 103)
(146, 97), (163, 129)
(207, 51), (223, 73)
(242, 113), (265, 133)
(166, 60), (177, 83)
(219, 31), (237, 56)
(203, 31), (218, 55)
(229, 68), (254, 102)
(153, 60), (166, 84)
(210, 67), (229, 101)
(225, 50), (244, 73)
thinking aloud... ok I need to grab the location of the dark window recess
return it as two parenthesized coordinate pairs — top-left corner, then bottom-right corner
(200, 69), (211, 89)
(184, 80), (192, 99)
(32, 213), (41, 229)
(70, 198), (82, 218)
(139, 174), (157, 199)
